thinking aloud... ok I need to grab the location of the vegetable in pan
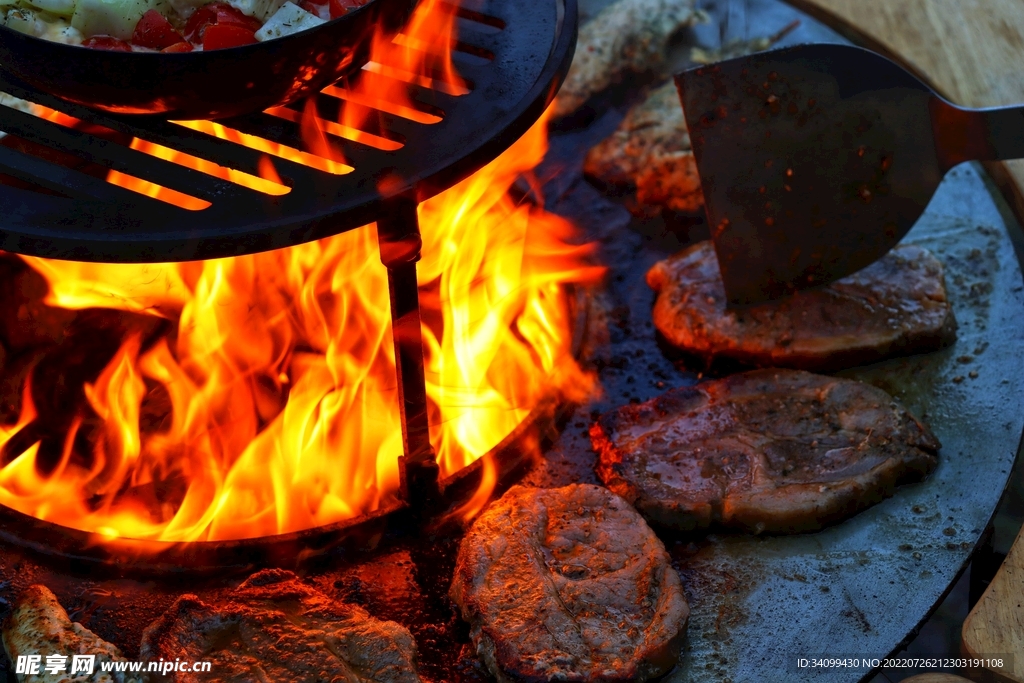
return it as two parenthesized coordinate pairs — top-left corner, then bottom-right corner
(0, 0), (368, 50)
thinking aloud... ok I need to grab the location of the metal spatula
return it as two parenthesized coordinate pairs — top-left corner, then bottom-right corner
(674, 42), (1024, 305)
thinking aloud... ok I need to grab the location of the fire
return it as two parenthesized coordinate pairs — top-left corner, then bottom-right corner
(0, 0), (602, 542)
(1, 111), (598, 542)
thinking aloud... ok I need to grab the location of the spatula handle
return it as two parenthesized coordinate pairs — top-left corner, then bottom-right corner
(933, 99), (1024, 169)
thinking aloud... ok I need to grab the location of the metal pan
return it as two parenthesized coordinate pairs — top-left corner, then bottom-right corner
(0, 0), (413, 120)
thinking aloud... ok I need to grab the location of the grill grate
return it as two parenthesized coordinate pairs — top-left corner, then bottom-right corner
(0, 0), (577, 562)
(0, 0), (575, 262)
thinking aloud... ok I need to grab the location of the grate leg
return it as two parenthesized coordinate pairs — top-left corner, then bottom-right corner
(377, 195), (440, 508)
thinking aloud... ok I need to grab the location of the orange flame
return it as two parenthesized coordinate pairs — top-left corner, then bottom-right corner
(336, 0), (466, 136)
(0, 106), (602, 542)
(0, 0), (604, 542)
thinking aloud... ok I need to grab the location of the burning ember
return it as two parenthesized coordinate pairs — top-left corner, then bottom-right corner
(0, 0), (602, 542)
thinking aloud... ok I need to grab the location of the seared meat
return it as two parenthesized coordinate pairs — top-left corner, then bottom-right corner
(450, 484), (689, 682)
(583, 22), (798, 216)
(140, 569), (421, 683)
(591, 369), (940, 533)
(647, 241), (956, 371)
(2, 584), (142, 683)
(584, 80), (701, 216)
(553, 0), (702, 119)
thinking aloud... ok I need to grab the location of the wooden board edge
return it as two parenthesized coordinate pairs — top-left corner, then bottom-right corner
(962, 522), (1024, 683)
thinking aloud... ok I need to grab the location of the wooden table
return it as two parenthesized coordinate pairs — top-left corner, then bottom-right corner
(962, 524), (1024, 682)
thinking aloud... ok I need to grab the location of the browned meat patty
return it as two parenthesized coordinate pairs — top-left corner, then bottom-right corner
(140, 569), (421, 683)
(2, 585), (142, 683)
(647, 241), (956, 371)
(584, 81), (702, 216)
(582, 23), (798, 216)
(592, 369), (940, 533)
(450, 484), (689, 682)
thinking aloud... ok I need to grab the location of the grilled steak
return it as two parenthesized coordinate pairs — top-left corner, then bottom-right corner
(450, 484), (689, 682)
(2, 584), (142, 683)
(140, 569), (421, 683)
(647, 241), (956, 371)
(584, 81), (702, 216)
(583, 24), (798, 216)
(553, 0), (701, 119)
(592, 369), (940, 533)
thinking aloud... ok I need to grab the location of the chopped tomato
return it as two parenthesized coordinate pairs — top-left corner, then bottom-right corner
(161, 41), (194, 52)
(82, 36), (132, 51)
(213, 4), (262, 31)
(299, 0), (325, 15)
(132, 9), (185, 49)
(184, 3), (260, 43)
(329, 0), (368, 19)
(202, 22), (257, 49)
(183, 4), (219, 42)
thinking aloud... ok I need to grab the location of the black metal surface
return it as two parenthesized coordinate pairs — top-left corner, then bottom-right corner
(0, 0), (577, 262)
(536, 158), (1024, 683)
(676, 43), (1024, 305)
(378, 194), (441, 507)
(0, 0), (413, 119)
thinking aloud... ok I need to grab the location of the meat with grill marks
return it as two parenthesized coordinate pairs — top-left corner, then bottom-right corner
(450, 484), (689, 682)
(140, 569), (421, 683)
(3, 585), (142, 683)
(591, 369), (940, 533)
(647, 241), (956, 371)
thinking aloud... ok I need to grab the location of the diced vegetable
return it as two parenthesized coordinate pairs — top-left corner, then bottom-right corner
(10, 0), (354, 50)
(212, 3), (260, 29)
(223, 0), (283, 22)
(163, 0), (206, 22)
(82, 34), (132, 49)
(1, 7), (39, 33)
(2, 7), (84, 42)
(181, 3), (215, 39)
(161, 39), (192, 51)
(253, 1), (321, 41)
(131, 8), (182, 47)
(2, 5), (82, 42)
(23, 0), (75, 19)
(298, 0), (325, 19)
(328, 0), (365, 19)
(71, 0), (155, 40)
(183, 1), (258, 42)
(202, 21), (254, 48)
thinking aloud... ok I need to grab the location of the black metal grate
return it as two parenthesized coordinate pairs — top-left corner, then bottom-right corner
(0, 0), (575, 262)
(0, 0), (577, 567)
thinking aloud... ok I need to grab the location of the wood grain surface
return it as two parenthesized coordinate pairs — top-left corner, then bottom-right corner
(781, 3), (1024, 682)
(787, 0), (1024, 229)
(961, 523), (1024, 683)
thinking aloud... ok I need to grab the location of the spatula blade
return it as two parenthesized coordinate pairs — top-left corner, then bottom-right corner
(676, 43), (944, 305)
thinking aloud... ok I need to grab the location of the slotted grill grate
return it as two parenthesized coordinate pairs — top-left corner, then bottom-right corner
(0, 0), (576, 565)
(0, 0), (575, 262)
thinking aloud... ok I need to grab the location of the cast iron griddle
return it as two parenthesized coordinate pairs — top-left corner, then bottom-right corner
(689, 165), (1024, 682)
(537, 161), (1024, 683)
(533, 2), (1024, 681)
